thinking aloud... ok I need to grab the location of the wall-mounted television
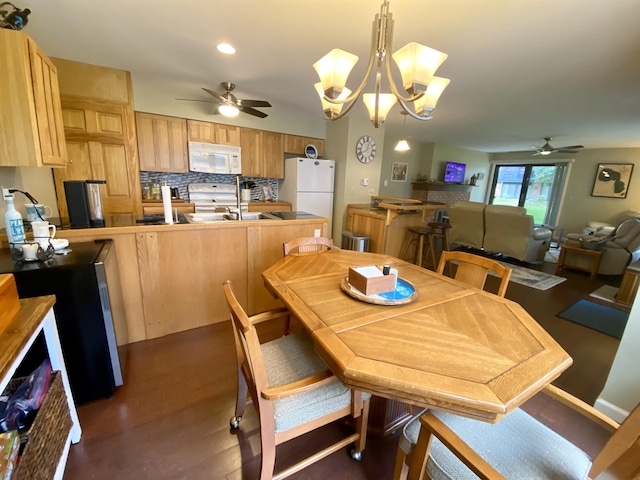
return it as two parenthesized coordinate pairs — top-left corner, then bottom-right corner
(443, 162), (466, 183)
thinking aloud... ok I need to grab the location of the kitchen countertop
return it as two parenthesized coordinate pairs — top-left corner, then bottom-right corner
(2, 211), (323, 232)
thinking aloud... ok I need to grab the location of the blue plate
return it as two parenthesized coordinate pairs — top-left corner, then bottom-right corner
(341, 276), (418, 305)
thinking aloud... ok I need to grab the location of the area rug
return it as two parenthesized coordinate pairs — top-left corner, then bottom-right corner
(493, 260), (567, 291)
(589, 285), (620, 304)
(557, 299), (629, 339)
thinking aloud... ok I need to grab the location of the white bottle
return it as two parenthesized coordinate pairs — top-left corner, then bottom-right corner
(4, 194), (26, 244)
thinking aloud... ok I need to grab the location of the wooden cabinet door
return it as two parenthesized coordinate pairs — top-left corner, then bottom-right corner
(27, 38), (67, 167)
(215, 124), (241, 146)
(262, 131), (284, 179)
(136, 112), (188, 172)
(284, 134), (307, 155)
(187, 119), (215, 142)
(312, 138), (325, 157)
(0, 30), (67, 167)
(240, 128), (263, 177)
(54, 100), (142, 219)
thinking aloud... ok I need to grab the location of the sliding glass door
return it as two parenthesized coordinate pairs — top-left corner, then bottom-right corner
(488, 163), (568, 225)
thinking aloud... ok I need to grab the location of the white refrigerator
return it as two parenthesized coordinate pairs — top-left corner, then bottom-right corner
(279, 157), (335, 235)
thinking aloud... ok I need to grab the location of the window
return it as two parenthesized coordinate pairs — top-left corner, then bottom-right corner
(488, 163), (568, 225)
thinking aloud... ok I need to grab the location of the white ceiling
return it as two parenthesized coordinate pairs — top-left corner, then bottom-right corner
(19, 0), (640, 153)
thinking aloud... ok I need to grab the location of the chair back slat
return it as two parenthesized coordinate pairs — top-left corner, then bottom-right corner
(284, 237), (333, 256)
(223, 282), (270, 401)
(591, 401), (640, 478)
(436, 250), (512, 297)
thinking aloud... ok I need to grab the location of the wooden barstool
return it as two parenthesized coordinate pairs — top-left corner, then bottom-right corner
(421, 222), (451, 270)
(399, 225), (436, 268)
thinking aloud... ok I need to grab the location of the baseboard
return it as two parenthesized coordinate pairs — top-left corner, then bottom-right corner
(594, 397), (629, 423)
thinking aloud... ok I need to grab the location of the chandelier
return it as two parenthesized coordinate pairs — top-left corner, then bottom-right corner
(313, 0), (450, 128)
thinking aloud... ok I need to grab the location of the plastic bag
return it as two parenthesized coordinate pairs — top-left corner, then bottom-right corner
(0, 360), (52, 432)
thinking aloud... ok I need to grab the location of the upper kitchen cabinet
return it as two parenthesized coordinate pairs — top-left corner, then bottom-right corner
(53, 99), (142, 219)
(187, 119), (240, 146)
(0, 30), (67, 167)
(136, 112), (188, 172)
(240, 129), (284, 179)
(284, 135), (324, 158)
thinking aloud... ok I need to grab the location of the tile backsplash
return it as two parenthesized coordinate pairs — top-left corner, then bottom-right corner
(139, 172), (278, 202)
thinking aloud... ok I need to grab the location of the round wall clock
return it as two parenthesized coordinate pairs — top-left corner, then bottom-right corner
(356, 135), (376, 163)
(305, 144), (318, 159)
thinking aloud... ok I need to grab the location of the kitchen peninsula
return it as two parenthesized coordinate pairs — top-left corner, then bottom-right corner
(4, 214), (328, 346)
(347, 197), (447, 257)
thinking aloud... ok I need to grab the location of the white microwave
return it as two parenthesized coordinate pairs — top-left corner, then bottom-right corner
(188, 141), (242, 175)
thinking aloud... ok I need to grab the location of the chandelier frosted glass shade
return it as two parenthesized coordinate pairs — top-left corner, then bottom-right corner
(314, 83), (352, 118)
(392, 43), (448, 95)
(313, 49), (359, 100)
(363, 93), (397, 126)
(413, 77), (451, 117)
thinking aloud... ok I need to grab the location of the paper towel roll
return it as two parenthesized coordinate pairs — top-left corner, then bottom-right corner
(161, 185), (174, 224)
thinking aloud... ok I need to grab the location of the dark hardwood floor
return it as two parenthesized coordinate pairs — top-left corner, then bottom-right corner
(62, 250), (622, 479)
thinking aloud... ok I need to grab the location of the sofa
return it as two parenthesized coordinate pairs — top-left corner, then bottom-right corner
(564, 216), (640, 275)
(447, 201), (552, 263)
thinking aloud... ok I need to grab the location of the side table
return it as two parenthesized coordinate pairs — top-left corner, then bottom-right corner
(616, 260), (640, 306)
(555, 244), (602, 280)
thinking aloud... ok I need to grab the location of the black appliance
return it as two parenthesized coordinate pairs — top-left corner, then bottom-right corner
(63, 181), (91, 228)
(0, 240), (124, 404)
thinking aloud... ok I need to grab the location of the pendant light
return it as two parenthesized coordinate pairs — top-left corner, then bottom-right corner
(395, 111), (410, 151)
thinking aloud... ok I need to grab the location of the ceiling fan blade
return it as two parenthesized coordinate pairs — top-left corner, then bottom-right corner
(202, 87), (225, 103)
(239, 106), (268, 118)
(238, 99), (272, 108)
(175, 98), (218, 103)
(556, 145), (584, 151)
(532, 151), (543, 156)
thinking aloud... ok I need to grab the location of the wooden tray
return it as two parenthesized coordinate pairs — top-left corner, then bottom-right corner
(341, 276), (418, 305)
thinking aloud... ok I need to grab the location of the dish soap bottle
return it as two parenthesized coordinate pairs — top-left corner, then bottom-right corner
(4, 194), (26, 244)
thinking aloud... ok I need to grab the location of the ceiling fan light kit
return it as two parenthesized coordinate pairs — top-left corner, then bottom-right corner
(177, 82), (272, 119)
(313, 0), (450, 127)
(532, 137), (584, 156)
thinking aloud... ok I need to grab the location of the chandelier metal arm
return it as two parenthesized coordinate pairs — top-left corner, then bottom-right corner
(398, 99), (433, 121)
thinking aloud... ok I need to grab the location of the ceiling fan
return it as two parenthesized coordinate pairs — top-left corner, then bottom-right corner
(532, 137), (584, 156)
(176, 82), (272, 118)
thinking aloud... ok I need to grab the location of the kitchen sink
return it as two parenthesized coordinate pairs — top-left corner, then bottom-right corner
(183, 212), (281, 223)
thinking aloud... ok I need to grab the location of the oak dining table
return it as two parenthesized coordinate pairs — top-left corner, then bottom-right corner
(262, 248), (572, 423)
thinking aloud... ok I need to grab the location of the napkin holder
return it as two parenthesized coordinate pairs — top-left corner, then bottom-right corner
(348, 266), (396, 296)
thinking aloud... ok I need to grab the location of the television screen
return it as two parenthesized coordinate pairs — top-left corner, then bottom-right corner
(443, 162), (466, 183)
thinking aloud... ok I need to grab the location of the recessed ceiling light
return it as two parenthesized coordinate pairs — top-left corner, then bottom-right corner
(217, 43), (236, 55)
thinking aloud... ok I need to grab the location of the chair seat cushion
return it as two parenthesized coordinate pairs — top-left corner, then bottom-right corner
(400, 408), (592, 480)
(262, 333), (369, 433)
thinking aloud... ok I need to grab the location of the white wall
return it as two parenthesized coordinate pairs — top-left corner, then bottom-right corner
(432, 144), (491, 203)
(0, 167), (60, 224)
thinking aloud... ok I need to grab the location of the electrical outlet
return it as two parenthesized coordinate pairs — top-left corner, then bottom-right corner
(360, 178), (369, 186)
(314, 229), (321, 237)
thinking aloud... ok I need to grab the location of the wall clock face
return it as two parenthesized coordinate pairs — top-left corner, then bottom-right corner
(356, 135), (376, 163)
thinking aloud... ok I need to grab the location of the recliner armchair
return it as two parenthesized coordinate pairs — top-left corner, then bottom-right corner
(446, 201), (485, 250)
(565, 216), (640, 275)
(483, 204), (552, 263)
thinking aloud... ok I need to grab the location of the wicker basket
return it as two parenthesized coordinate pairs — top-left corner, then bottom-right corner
(3, 372), (72, 480)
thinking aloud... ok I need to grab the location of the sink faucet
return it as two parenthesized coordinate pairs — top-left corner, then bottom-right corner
(235, 175), (243, 221)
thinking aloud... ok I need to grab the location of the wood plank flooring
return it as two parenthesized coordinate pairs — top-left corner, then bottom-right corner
(62, 250), (623, 479)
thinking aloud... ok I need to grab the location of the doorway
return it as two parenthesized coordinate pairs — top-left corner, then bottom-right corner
(488, 163), (568, 225)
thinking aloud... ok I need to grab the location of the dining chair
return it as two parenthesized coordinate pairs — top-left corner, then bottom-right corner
(436, 250), (512, 298)
(283, 236), (333, 256)
(399, 384), (640, 480)
(222, 281), (370, 480)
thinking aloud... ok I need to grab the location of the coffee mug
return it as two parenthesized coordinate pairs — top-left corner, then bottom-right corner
(25, 203), (53, 222)
(31, 221), (56, 247)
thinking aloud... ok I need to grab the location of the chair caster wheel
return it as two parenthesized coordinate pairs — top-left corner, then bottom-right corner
(230, 416), (242, 429)
(350, 448), (362, 461)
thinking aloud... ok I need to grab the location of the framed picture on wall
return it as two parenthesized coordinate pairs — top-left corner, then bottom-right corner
(391, 162), (408, 182)
(591, 163), (634, 198)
